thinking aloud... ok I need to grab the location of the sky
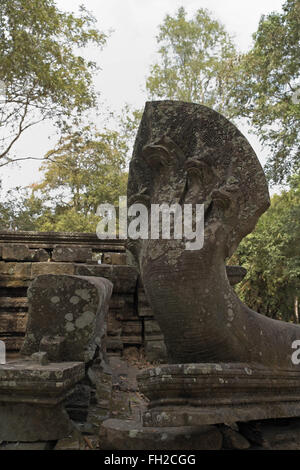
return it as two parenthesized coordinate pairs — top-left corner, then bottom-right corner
(1, 0), (284, 195)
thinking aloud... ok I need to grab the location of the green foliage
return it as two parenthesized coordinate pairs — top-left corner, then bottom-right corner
(230, 0), (300, 184)
(231, 174), (300, 321)
(0, 126), (128, 233)
(0, 0), (106, 164)
(146, 7), (239, 118)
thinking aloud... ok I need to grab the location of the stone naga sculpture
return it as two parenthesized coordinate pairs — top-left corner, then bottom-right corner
(127, 100), (300, 369)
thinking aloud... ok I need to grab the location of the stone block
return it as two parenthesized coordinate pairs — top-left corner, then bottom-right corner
(102, 253), (127, 265)
(145, 340), (168, 363)
(0, 261), (31, 278)
(121, 320), (142, 344)
(54, 428), (86, 450)
(139, 363), (300, 428)
(107, 312), (122, 337)
(31, 262), (75, 277)
(0, 359), (85, 441)
(144, 319), (164, 341)
(0, 297), (28, 309)
(31, 248), (50, 262)
(106, 338), (123, 353)
(99, 419), (223, 450)
(52, 245), (92, 263)
(75, 265), (138, 294)
(0, 336), (24, 351)
(21, 274), (113, 362)
(31, 351), (49, 365)
(0, 313), (27, 334)
(2, 244), (31, 261)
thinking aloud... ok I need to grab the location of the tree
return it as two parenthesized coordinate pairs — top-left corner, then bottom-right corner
(0, 126), (129, 233)
(146, 7), (239, 118)
(0, 185), (47, 231)
(0, 0), (106, 166)
(230, 174), (300, 322)
(230, 0), (300, 184)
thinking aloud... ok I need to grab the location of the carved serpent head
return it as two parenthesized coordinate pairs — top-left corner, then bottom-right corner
(127, 101), (270, 265)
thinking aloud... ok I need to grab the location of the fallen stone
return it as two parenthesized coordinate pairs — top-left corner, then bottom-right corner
(31, 351), (49, 365)
(219, 424), (250, 449)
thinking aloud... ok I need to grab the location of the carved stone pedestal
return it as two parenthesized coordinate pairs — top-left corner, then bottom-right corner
(0, 359), (85, 441)
(138, 363), (300, 427)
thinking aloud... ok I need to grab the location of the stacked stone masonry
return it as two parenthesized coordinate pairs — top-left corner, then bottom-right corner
(0, 232), (168, 363)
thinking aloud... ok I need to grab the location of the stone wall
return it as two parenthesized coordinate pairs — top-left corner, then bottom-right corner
(0, 231), (167, 362)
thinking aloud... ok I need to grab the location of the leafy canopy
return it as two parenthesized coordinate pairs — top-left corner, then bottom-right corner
(146, 7), (239, 118)
(0, 0), (106, 165)
(230, 0), (300, 184)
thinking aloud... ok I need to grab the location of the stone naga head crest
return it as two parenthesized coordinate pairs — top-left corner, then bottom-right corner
(127, 100), (270, 260)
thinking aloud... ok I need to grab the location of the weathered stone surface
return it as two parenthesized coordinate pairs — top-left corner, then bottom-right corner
(0, 359), (85, 441)
(65, 384), (91, 410)
(239, 418), (300, 450)
(121, 320), (143, 345)
(219, 424), (250, 449)
(106, 338), (124, 353)
(144, 319), (164, 341)
(0, 297), (28, 309)
(31, 262), (75, 277)
(0, 359), (85, 400)
(107, 312), (122, 336)
(40, 335), (66, 362)
(31, 351), (49, 365)
(127, 100), (300, 370)
(75, 265), (138, 294)
(21, 274), (113, 362)
(31, 248), (50, 262)
(0, 336), (24, 351)
(138, 363), (300, 427)
(52, 245), (92, 263)
(0, 441), (54, 450)
(0, 313), (27, 334)
(0, 402), (73, 442)
(54, 428), (86, 450)
(0, 261), (31, 278)
(99, 419), (223, 450)
(1, 244), (31, 261)
(144, 340), (167, 363)
(102, 253), (127, 265)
